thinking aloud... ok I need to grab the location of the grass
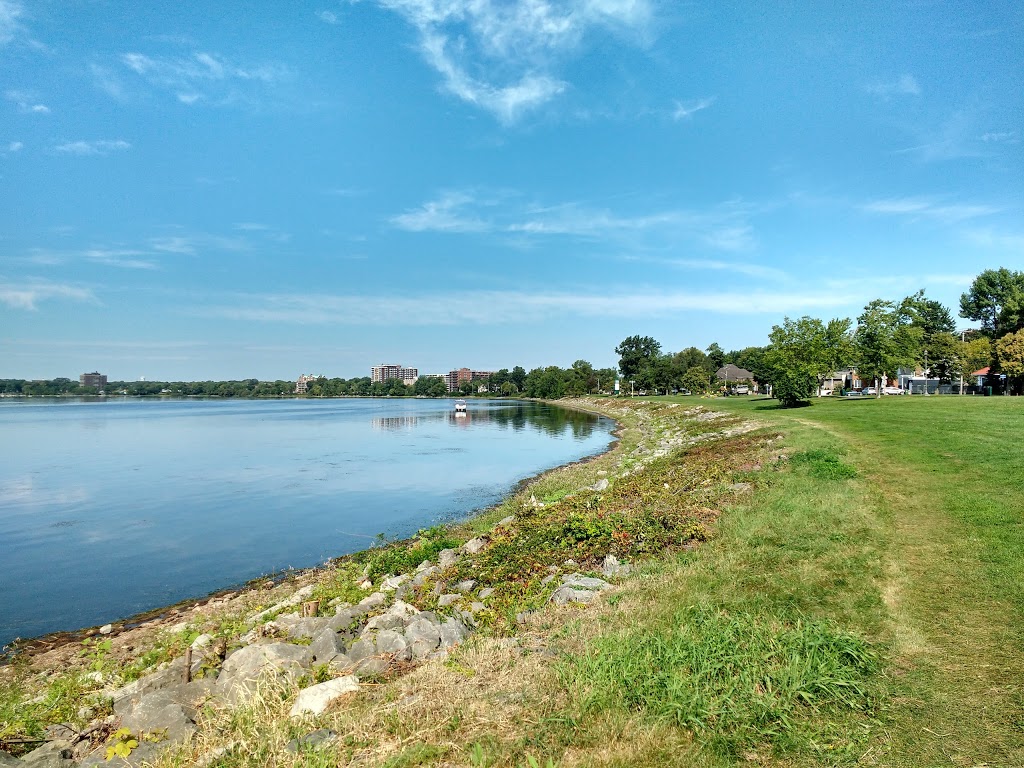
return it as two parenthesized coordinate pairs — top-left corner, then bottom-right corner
(6, 394), (1023, 766)
(681, 393), (1024, 766)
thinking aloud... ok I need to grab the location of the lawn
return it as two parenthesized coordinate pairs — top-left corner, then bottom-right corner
(685, 393), (1024, 766)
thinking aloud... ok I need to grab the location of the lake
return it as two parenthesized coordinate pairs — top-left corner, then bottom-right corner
(0, 398), (615, 649)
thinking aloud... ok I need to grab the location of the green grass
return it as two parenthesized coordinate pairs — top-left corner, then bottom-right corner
(662, 393), (1024, 766)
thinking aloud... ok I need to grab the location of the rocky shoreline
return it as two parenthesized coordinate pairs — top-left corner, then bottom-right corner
(1, 398), (766, 767)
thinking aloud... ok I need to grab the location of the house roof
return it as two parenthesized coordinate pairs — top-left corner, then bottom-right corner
(972, 367), (990, 376)
(716, 364), (754, 381)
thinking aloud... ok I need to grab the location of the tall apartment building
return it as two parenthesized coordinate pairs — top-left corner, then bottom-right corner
(80, 372), (107, 388)
(444, 367), (493, 393)
(371, 364), (418, 384)
(295, 374), (318, 394)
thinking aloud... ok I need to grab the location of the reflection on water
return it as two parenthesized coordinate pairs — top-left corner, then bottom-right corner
(0, 398), (614, 648)
(371, 401), (599, 438)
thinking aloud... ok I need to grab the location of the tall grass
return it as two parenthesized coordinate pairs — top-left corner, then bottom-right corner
(561, 604), (879, 756)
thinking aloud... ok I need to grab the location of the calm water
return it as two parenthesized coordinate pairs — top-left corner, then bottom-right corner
(0, 398), (614, 648)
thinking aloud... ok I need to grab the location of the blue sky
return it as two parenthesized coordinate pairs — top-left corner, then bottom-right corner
(2, 1), (1022, 380)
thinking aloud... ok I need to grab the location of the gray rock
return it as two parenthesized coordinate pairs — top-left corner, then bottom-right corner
(346, 638), (375, 663)
(359, 592), (387, 608)
(387, 600), (420, 621)
(405, 618), (442, 659)
(363, 613), (405, 632)
(439, 617), (468, 648)
(287, 616), (331, 640)
(437, 593), (461, 608)
(285, 729), (338, 753)
(415, 559), (433, 572)
(453, 579), (477, 594)
(309, 628), (346, 664)
(214, 643), (311, 706)
(326, 608), (362, 634)
(417, 610), (439, 625)
(79, 742), (160, 768)
(99, 624), (113, 635)
(496, 515), (515, 528)
(0, 752), (21, 767)
(728, 482), (753, 492)
(289, 677), (359, 717)
(437, 548), (460, 568)
(380, 574), (408, 591)
(112, 657), (190, 716)
(470, 602), (486, 614)
(325, 652), (353, 672)
(374, 630), (410, 660)
(540, 574), (557, 586)
(462, 537), (487, 555)
(601, 554), (631, 579)
(550, 587), (599, 606)
(20, 740), (74, 768)
(560, 574), (610, 590)
(190, 633), (213, 649)
(120, 690), (197, 745)
(588, 478), (609, 492)
(394, 583), (412, 600)
(352, 657), (388, 678)
(478, 587), (495, 600)
(248, 585), (316, 623)
(411, 565), (440, 587)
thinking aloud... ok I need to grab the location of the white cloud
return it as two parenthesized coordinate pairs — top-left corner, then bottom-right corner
(979, 131), (1017, 144)
(391, 191), (490, 232)
(672, 97), (714, 121)
(0, 279), (96, 310)
(5, 89), (49, 113)
(367, 0), (652, 122)
(0, 0), (24, 46)
(200, 285), (851, 326)
(84, 248), (158, 270)
(119, 50), (291, 106)
(318, 10), (339, 24)
(392, 190), (757, 251)
(862, 197), (1000, 223)
(6, 140), (22, 152)
(55, 139), (131, 155)
(865, 73), (920, 98)
(964, 228), (1024, 254)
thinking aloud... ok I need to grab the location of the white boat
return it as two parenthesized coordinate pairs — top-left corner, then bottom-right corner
(454, 399), (467, 413)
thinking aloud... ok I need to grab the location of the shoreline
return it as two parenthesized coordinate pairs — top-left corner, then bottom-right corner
(1, 398), (623, 665)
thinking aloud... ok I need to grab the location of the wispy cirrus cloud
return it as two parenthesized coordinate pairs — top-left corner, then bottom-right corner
(865, 73), (920, 98)
(364, 0), (652, 122)
(55, 139), (131, 155)
(0, 278), (96, 310)
(318, 10), (339, 24)
(672, 97), (714, 121)
(861, 196), (1000, 223)
(963, 228), (1024, 254)
(198, 286), (854, 326)
(5, 89), (49, 113)
(391, 190), (757, 251)
(119, 50), (291, 106)
(84, 248), (158, 270)
(5, 140), (22, 152)
(0, 0), (25, 46)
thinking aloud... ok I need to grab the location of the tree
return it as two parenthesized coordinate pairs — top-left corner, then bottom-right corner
(764, 316), (852, 407)
(960, 268), (1024, 338)
(995, 330), (1024, 394)
(680, 366), (711, 394)
(854, 300), (922, 397)
(510, 366), (527, 392)
(615, 336), (662, 381)
(926, 332), (963, 386)
(705, 342), (726, 372)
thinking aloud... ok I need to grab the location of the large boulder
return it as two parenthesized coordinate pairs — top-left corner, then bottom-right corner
(214, 643), (310, 706)
(289, 677), (359, 717)
(404, 619), (441, 659)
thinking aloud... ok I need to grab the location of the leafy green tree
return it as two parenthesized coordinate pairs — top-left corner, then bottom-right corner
(995, 330), (1024, 394)
(615, 335), (662, 380)
(854, 300), (921, 397)
(510, 366), (527, 392)
(926, 332), (963, 386)
(680, 366), (711, 394)
(765, 316), (852, 407)
(705, 342), (726, 372)
(960, 268), (1024, 338)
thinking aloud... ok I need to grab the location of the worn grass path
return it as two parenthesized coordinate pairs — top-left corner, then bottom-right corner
(696, 394), (1024, 767)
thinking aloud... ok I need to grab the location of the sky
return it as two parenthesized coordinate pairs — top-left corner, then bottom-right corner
(1, 1), (1022, 381)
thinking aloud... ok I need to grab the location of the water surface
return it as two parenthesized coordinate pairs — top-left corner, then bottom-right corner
(0, 398), (614, 648)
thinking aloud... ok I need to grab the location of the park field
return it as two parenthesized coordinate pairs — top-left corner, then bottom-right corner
(685, 392), (1024, 766)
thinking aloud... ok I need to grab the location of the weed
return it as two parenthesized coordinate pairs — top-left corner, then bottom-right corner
(790, 448), (858, 480)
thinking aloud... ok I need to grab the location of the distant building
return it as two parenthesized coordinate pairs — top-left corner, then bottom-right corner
(371, 364), (419, 385)
(295, 374), (319, 394)
(444, 367), (493, 393)
(80, 372), (107, 389)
